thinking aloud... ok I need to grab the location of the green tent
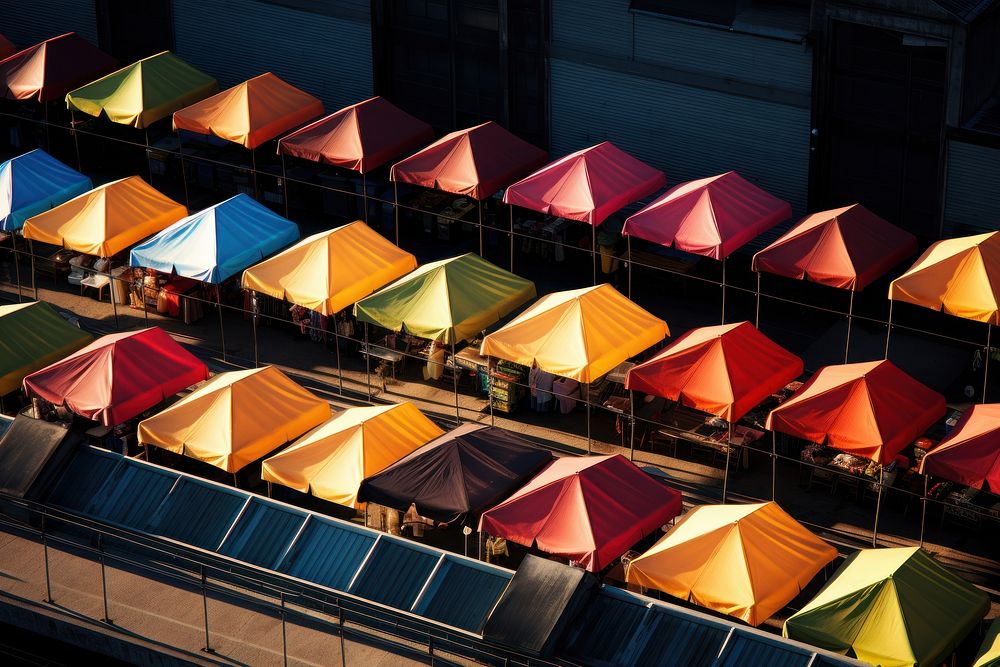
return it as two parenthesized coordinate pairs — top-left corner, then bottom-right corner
(353, 253), (536, 344)
(975, 617), (1000, 667)
(0, 301), (93, 395)
(783, 547), (989, 667)
(66, 51), (217, 129)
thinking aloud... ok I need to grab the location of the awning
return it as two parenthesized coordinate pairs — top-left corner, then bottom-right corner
(278, 96), (434, 173)
(261, 402), (444, 508)
(242, 221), (416, 316)
(0, 32), (116, 102)
(0, 301), (92, 395)
(66, 51), (218, 129)
(23, 175), (187, 257)
(480, 283), (669, 383)
(626, 502), (836, 626)
(503, 142), (665, 226)
(919, 403), (1000, 491)
(623, 171), (791, 260)
(354, 253), (536, 345)
(889, 231), (1000, 324)
(130, 193), (299, 283)
(767, 360), (946, 464)
(626, 321), (802, 422)
(752, 204), (917, 291)
(138, 365), (331, 473)
(784, 547), (989, 667)
(0, 149), (92, 231)
(0, 35), (15, 60)
(391, 121), (547, 200)
(974, 617), (1000, 667)
(23, 327), (209, 427)
(478, 454), (682, 572)
(173, 72), (323, 149)
(357, 423), (554, 525)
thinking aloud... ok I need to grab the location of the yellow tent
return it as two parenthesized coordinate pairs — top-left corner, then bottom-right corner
(241, 222), (417, 316)
(889, 232), (1000, 324)
(23, 176), (187, 257)
(625, 502), (837, 626)
(137, 366), (330, 473)
(479, 283), (669, 382)
(260, 402), (444, 508)
(974, 617), (1000, 667)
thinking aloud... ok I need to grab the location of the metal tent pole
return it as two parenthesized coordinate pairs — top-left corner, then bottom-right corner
(394, 182), (400, 246)
(29, 239), (37, 300)
(919, 474), (929, 547)
(722, 421), (732, 502)
(251, 148), (259, 201)
(586, 381), (592, 453)
(334, 317), (344, 395)
(44, 103), (51, 152)
(478, 200), (484, 256)
(487, 356), (495, 427)
(627, 234), (632, 299)
(844, 289), (855, 364)
(452, 339), (460, 422)
(362, 172), (369, 223)
(771, 430), (777, 501)
(629, 390), (636, 461)
(281, 152), (290, 219)
(251, 290), (260, 368)
(11, 233), (22, 303)
(217, 298), (227, 362)
(108, 264), (119, 330)
(983, 323), (992, 403)
(70, 110), (82, 171)
(755, 272), (761, 328)
(884, 299), (894, 359)
(509, 206), (515, 271)
(591, 225), (597, 286)
(872, 464), (884, 547)
(721, 258), (727, 325)
(364, 322), (372, 400)
(177, 131), (191, 207)
(145, 129), (152, 183)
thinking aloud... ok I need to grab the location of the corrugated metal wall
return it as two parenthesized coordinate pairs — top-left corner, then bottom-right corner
(549, 1), (812, 216)
(944, 139), (1000, 234)
(0, 0), (99, 49)
(172, 0), (373, 113)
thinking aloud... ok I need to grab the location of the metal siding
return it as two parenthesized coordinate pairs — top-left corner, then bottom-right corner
(218, 499), (306, 569)
(635, 606), (730, 667)
(172, 0), (373, 114)
(47, 447), (123, 512)
(562, 589), (650, 666)
(277, 516), (376, 591)
(349, 539), (439, 611)
(551, 0), (632, 57)
(549, 59), (811, 217)
(714, 632), (813, 667)
(944, 140), (1000, 235)
(0, 0), (99, 50)
(414, 558), (512, 633)
(87, 461), (177, 530)
(146, 478), (247, 551)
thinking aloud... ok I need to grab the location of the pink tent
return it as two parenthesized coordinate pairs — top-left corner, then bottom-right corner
(919, 404), (1000, 491)
(503, 141), (666, 226)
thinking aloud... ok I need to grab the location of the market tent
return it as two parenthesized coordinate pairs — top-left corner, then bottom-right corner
(278, 96), (433, 173)
(241, 221), (416, 316)
(22, 175), (187, 257)
(783, 547), (989, 667)
(129, 194), (299, 283)
(503, 142), (665, 226)
(0, 35), (15, 60)
(767, 360), (945, 465)
(0, 301), (92, 395)
(138, 365), (331, 473)
(173, 72), (323, 149)
(623, 171), (790, 260)
(23, 327), (208, 427)
(357, 423), (555, 525)
(65, 51), (218, 129)
(0, 149), (92, 231)
(261, 402), (444, 508)
(889, 231), (1000, 324)
(480, 283), (669, 383)
(0, 32), (116, 102)
(625, 321), (802, 422)
(478, 454), (682, 572)
(625, 502), (836, 626)
(752, 204), (917, 291)
(919, 403), (1000, 491)
(974, 617), (1000, 667)
(354, 253), (536, 344)
(390, 121), (547, 200)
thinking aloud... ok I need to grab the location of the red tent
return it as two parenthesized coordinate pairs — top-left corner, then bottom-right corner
(626, 321), (803, 422)
(751, 204), (917, 291)
(390, 121), (547, 200)
(766, 360), (945, 465)
(0, 33), (116, 102)
(503, 141), (666, 225)
(0, 35), (16, 61)
(278, 96), (433, 174)
(919, 404), (1000, 491)
(478, 454), (682, 572)
(623, 171), (791, 260)
(23, 327), (209, 427)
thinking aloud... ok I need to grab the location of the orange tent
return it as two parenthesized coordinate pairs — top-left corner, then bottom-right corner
(752, 204), (916, 291)
(173, 72), (323, 149)
(390, 121), (546, 200)
(767, 360), (946, 464)
(919, 404), (1000, 492)
(625, 321), (803, 422)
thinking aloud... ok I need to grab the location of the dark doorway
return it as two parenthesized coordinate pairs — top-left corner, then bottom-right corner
(96, 0), (174, 63)
(815, 21), (947, 239)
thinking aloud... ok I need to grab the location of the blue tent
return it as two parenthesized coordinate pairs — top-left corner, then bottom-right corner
(129, 194), (300, 283)
(0, 149), (93, 231)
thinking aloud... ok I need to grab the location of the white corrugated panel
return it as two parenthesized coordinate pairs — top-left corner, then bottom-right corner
(944, 140), (1000, 235)
(0, 0), (99, 49)
(173, 0), (373, 113)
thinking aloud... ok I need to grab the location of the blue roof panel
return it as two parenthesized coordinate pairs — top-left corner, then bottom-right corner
(147, 478), (247, 551)
(562, 587), (651, 666)
(218, 499), (307, 569)
(635, 604), (731, 667)
(414, 557), (511, 632)
(715, 632), (815, 667)
(47, 446), (122, 512)
(86, 459), (178, 530)
(277, 516), (376, 591)
(349, 538), (439, 611)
